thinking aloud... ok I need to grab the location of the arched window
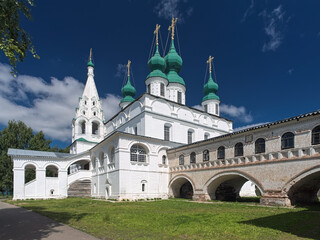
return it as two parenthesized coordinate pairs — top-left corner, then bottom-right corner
(179, 155), (184, 165)
(281, 132), (294, 149)
(110, 147), (115, 163)
(234, 142), (243, 157)
(93, 111), (96, 116)
(46, 165), (58, 177)
(190, 152), (196, 164)
(162, 155), (166, 165)
(312, 126), (320, 145)
(82, 111), (85, 115)
(255, 138), (266, 154)
(92, 122), (99, 135)
(81, 121), (86, 134)
(142, 183), (145, 192)
(160, 83), (165, 96)
(217, 146), (225, 159)
(93, 101), (95, 106)
(130, 145), (147, 162)
(25, 164), (36, 184)
(203, 150), (209, 161)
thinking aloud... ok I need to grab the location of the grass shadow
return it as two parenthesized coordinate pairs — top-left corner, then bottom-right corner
(240, 206), (320, 239)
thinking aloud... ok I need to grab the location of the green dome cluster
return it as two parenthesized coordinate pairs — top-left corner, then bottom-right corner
(164, 40), (185, 86)
(121, 76), (136, 103)
(147, 46), (167, 79)
(202, 73), (219, 102)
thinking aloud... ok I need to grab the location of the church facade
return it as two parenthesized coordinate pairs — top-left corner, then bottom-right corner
(8, 21), (320, 206)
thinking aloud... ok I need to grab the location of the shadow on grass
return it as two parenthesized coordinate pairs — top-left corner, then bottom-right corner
(0, 203), (89, 240)
(240, 205), (320, 239)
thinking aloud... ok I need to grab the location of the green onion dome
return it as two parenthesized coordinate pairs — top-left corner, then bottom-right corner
(147, 45), (167, 79)
(121, 76), (136, 103)
(202, 72), (219, 102)
(164, 40), (185, 86)
(87, 59), (94, 67)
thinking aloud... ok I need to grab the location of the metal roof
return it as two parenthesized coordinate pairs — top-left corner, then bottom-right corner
(7, 149), (73, 158)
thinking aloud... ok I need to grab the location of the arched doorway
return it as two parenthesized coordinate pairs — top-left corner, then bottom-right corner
(287, 170), (320, 205)
(169, 176), (194, 199)
(206, 172), (262, 202)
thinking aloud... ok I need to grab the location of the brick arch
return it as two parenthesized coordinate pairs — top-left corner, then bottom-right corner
(203, 170), (264, 200)
(168, 174), (196, 199)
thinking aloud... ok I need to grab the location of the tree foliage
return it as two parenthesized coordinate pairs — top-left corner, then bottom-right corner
(0, 120), (69, 194)
(0, 0), (39, 74)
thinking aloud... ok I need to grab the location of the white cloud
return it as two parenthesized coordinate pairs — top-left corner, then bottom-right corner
(234, 122), (269, 132)
(220, 104), (253, 123)
(241, 0), (255, 22)
(101, 94), (121, 120)
(261, 5), (287, 52)
(192, 104), (202, 111)
(154, 0), (193, 22)
(0, 63), (120, 142)
(115, 63), (127, 77)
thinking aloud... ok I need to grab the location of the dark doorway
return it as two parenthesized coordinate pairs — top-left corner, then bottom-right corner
(180, 181), (193, 199)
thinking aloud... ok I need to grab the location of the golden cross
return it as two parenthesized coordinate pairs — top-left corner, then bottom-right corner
(127, 60), (131, 77)
(168, 17), (178, 40)
(154, 24), (161, 46)
(89, 48), (92, 61)
(206, 56), (214, 73)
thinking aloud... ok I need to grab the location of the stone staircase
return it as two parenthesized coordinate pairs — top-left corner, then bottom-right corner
(68, 180), (91, 197)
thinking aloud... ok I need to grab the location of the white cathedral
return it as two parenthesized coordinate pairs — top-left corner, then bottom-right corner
(8, 20), (259, 201)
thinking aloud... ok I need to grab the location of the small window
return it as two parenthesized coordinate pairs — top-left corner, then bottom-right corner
(255, 138), (265, 154)
(215, 104), (219, 115)
(190, 152), (196, 164)
(312, 126), (320, 145)
(204, 133), (209, 140)
(142, 183), (145, 192)
(83, 111), (86, 115)
(134, 126), (138, 135)
(160, 83), (165, 96)
(84, 100), (87, 105)
(93, 112), (96, 116)
(92, 122), (99, 135)
(217, 146), (225, 159)
(162, 155), (166, 165)
(188, 130), (193, 144)
(164, 125), (170, 141)
(93, 101), (95, 106)
(81, 122), (86, 134)
(179, 155), (184, 165)
(110, 147), (115, 163)
(130, 145), (146, 162)
(235, 142), (243, 157)
(148, 84), (151, 94)
(281, 132), (294, 149)
(177, 91), (182, 104)
(204, 104), (208, 113)
(203, 150), (209, 161)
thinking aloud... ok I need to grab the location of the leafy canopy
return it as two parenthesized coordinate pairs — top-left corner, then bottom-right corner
(0, 0), (39, 75)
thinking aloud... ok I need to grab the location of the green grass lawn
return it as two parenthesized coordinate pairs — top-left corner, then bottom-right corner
(7, 198), (320, 240)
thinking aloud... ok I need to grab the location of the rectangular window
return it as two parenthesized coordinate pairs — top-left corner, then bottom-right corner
(164, 125), (170, 141)
(134, 126), (138, 135)
(215, 104), (219, 115)
(177, 91), (182, 104)
(204, 104), (207, 113)
(160, 83), (165, 96)
(188, 131), (193, 144)
(204, 133), (209, 140)
(148, 84), (151, 94)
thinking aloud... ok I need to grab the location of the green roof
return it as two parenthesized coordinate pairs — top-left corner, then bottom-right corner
(147, 45), (167, 80)
(202, 73), (219, 102)
(164, 40), (184, 86)
(87, 60), (94, 67)
(76, 138), (98, 144)
(121, 76), (136, 103)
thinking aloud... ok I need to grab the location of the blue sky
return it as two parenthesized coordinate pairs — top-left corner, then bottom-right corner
(0, 0), (320, 148)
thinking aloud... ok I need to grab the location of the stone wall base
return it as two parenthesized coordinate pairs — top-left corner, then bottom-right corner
(192, 193), (210, 201)
(260, 195), (291, 206)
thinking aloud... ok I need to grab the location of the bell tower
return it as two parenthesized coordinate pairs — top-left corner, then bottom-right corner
(72, 49), (105, 145)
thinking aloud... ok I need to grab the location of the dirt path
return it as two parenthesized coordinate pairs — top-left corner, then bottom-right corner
(0, 200), (99, 240)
